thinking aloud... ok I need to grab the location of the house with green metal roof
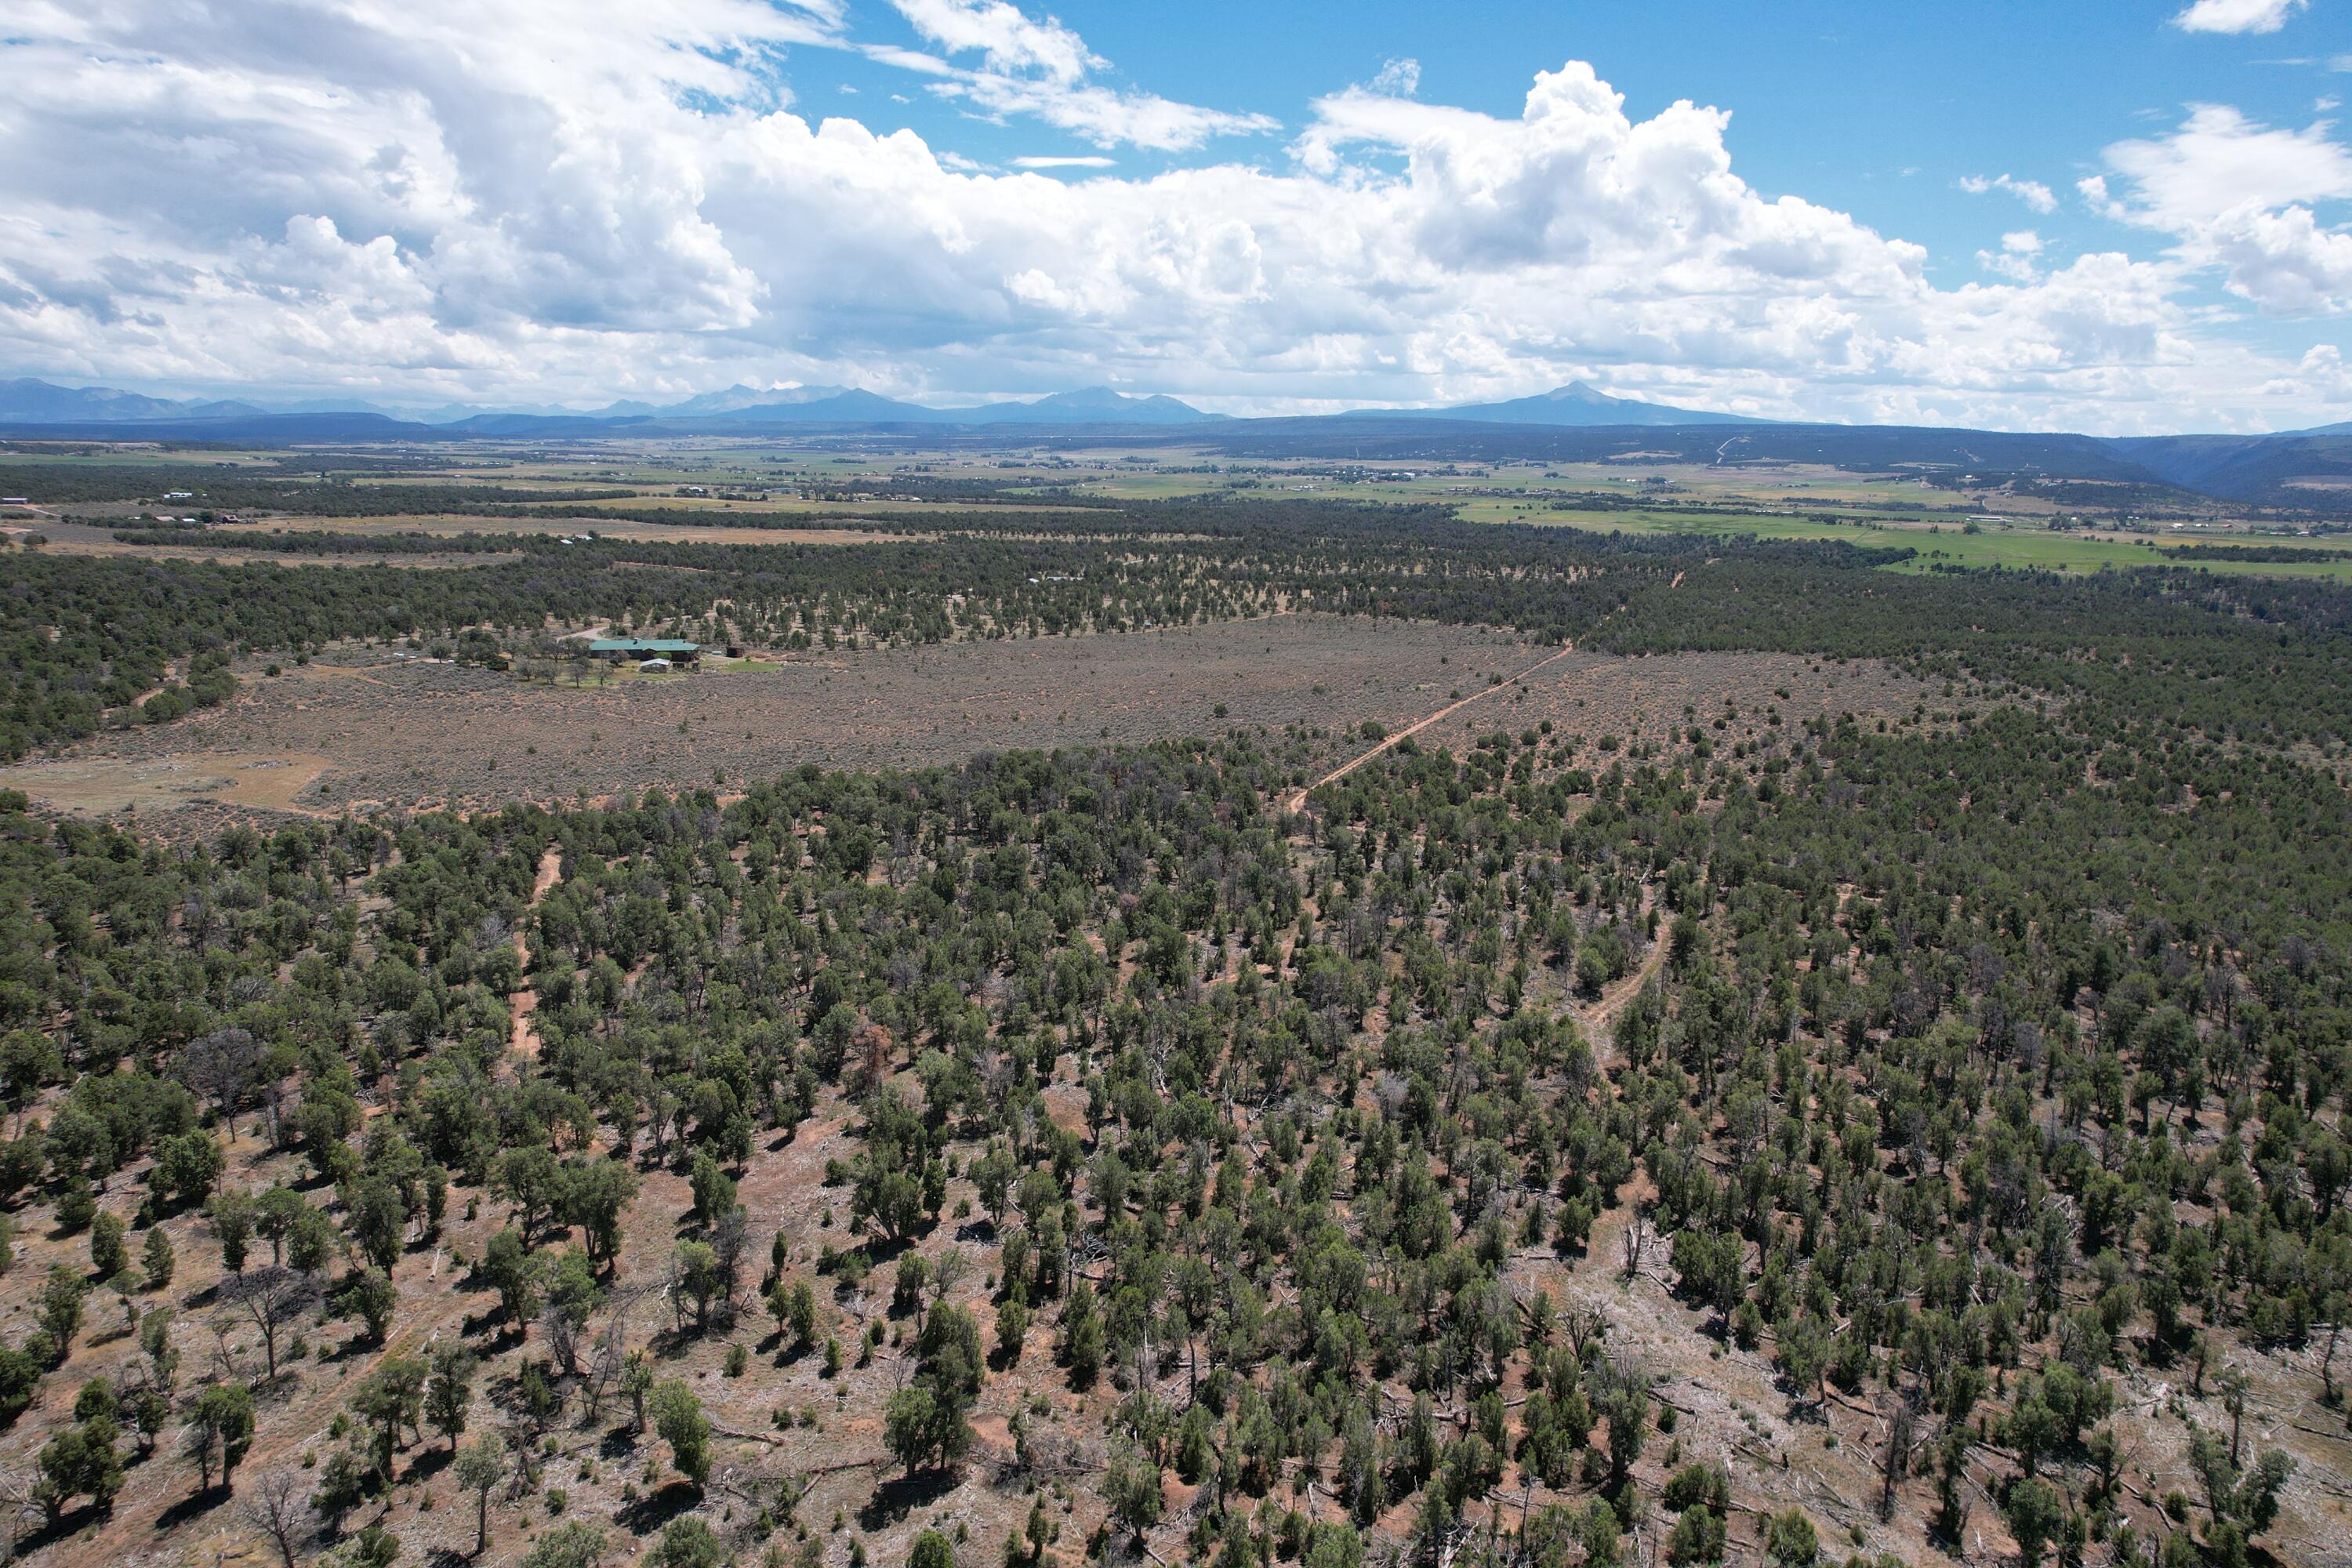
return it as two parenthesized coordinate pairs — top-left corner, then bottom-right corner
(586, 637), (701, 662)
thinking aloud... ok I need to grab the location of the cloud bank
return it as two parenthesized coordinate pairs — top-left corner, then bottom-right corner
(0, 0), (2346, 431)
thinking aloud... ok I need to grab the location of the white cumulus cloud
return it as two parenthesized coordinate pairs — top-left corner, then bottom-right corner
(2092, 105), (2352, 312)
(1979, 230), (2045, 281)
(2265, 342), (2352, 400)
(2172, 0), (2307, 34)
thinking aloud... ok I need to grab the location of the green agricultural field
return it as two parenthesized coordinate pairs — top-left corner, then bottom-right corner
(1482, 503), (2352, 582)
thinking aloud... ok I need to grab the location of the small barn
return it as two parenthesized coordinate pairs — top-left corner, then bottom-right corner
(588, 637), (701, 665)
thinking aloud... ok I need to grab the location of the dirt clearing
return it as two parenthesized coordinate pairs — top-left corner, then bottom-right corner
(41, 617), (1537, 822)
(17, 623), (1939, 833)
(0, 751), (332, 816)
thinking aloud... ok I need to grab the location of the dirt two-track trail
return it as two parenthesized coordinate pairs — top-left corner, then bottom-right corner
(1282, 642), (1581, 815)
(506, 843), (565, 1060)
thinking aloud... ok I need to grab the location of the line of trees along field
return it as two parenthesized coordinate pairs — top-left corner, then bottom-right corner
(0, 462), (638, 513)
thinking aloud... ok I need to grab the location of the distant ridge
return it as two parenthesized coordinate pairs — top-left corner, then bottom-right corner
(0, 377), (268, 423)
(1391, 380), (1763, 428)
(965, 387), (1218, 425)
(689, 384), (1225, 426)
(594, 384), (838, 418)
(712, 388), (957, 425)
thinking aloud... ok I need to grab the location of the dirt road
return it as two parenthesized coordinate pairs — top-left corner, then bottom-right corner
(1282, 642), (1580, 814)
(507, 843), (565, 1060)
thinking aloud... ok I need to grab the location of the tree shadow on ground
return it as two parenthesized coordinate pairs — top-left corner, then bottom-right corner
(619, 1479), (702, 1535)
(11, 1500), (109, 1555)
(155, 1485), (230, 1531)
(859, 1468), (956, 1530)
(459, 1309), (521, 1345)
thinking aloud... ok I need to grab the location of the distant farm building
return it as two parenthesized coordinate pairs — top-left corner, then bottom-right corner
(589, 637), (700, 664)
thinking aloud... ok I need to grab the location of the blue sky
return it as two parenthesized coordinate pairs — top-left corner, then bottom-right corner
(1, 0), (2347, 430)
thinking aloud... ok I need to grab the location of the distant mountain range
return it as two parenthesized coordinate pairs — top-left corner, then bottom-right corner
(4, 374), (2348, 511)
(0, 377), (1228, 430)
(589, 383), (1222, 426)
(0, 376), (1756, 431)
(0, 378), (270, 423)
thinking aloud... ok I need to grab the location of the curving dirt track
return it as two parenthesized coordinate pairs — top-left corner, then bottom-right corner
(1282, 643), (1583, 814)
